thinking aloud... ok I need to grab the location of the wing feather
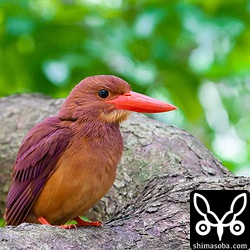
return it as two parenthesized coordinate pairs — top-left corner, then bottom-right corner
(4, 117), (72, 226)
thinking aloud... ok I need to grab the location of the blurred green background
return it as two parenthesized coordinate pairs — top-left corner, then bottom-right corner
(0, 0), (249, 176)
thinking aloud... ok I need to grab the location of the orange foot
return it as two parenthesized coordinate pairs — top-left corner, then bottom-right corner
(38, 216), (103, 229)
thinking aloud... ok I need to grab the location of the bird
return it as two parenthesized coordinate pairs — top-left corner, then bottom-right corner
(4, 75), (177, 229)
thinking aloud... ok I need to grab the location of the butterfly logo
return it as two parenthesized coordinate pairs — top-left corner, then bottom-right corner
(193, 193), (247, 241)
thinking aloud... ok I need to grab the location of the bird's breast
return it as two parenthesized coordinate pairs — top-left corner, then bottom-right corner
(31, 126), (123, 225)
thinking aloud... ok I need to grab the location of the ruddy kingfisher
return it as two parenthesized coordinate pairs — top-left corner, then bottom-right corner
(4, 75), (177, 229)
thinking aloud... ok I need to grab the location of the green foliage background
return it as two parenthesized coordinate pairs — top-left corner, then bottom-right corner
(0, 0), (250, 175)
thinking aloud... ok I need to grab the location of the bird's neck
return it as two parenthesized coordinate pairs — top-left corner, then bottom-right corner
(72, 119), (121, 140)
(70, 120), (124, 166)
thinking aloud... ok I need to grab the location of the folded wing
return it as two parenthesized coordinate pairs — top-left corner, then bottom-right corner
(4, 117), (72, 226)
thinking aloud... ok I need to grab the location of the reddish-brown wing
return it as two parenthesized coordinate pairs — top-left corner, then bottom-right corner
(4, 117), (72, 226)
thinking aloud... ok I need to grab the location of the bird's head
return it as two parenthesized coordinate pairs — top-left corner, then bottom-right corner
(59, 75), (177, 124)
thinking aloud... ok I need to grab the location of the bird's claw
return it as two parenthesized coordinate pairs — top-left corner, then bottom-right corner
(59, 220), (102, 229)
(73, 216), (103, 228)
(59, 224), (77, 229)
(38, 216), (102, 229)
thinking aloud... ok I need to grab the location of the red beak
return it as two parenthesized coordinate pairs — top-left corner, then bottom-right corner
(107, 91), (177, 113)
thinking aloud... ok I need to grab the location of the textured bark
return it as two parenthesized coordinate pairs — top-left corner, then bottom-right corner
(0, 94), (249, 250)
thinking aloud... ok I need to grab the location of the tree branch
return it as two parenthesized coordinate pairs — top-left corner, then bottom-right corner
(0, 94), (248, 249)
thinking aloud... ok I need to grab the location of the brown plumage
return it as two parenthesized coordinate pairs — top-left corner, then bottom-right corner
(4, 75), (177, 228)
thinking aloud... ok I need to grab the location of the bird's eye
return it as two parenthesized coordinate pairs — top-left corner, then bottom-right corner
(98, 89), (109, 98)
